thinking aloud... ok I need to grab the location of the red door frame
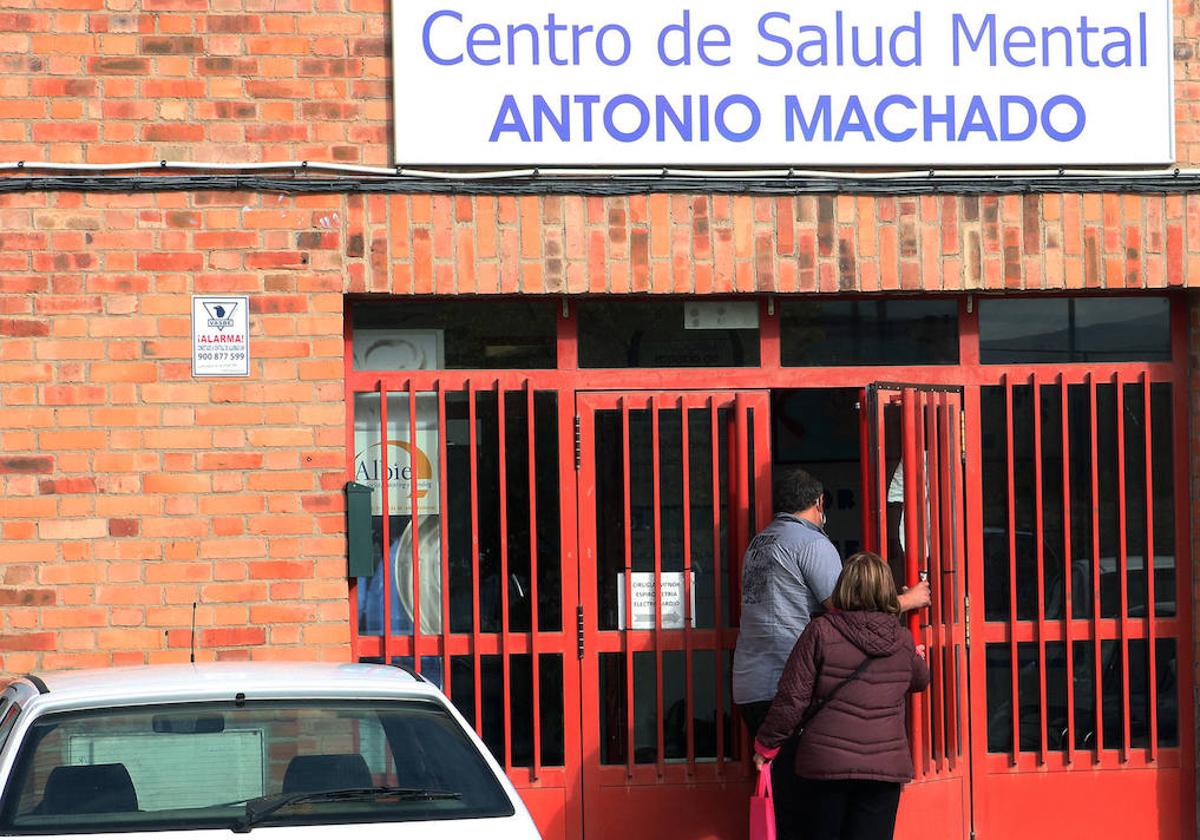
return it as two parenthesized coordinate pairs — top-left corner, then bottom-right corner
(342, 293), (1195, 840)
(574, 390), (771, 839)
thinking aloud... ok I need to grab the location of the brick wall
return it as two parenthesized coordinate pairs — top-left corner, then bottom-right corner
(0, 189), (1198, 672)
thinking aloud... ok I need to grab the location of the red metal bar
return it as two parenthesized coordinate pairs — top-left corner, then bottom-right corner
(1088, 373), (1104, 762)
(621, 396), (636, 778)
(380, 382), (392, 664)
(1059, 374), (1075, 765)
(875, 392), (888, 563)
(913, 391), (933, 773)
(468, 384), (483, 736)
(497, 381), (512, 771)
(733, 394), (751, 763)
(1141, 372), (1158, 761)
(1031, 374), (1048, 764)
(344, 314), (360, 661)
(1114, 372), (1131, 763)
(438, 382), (451, 697)
(679, 397), (696, 775)
(709, 396), (726, 773)
(900, 388), (925, 778)
(409, 380), (422, 676)
(1004, 374), (1019, 764)
(651, 396), (665, 777)
(1169, 308), (1196, 824)
(526, 381), (542, 779)
(940, 394), (960, 770)
(858, 388), (872, 550)
(925, 393), (945, 773)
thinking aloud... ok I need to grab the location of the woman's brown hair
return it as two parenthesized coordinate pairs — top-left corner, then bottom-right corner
(831, 552), (901, 615)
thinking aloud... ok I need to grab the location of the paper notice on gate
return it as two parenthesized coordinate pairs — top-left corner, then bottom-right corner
(616, 572), (696, 630)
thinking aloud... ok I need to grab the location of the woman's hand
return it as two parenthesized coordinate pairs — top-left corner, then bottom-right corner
(915, 644), (927, 660)
(753, 753), (770, 770)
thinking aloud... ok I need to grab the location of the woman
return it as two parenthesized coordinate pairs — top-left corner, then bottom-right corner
(753, 552), (930, 840)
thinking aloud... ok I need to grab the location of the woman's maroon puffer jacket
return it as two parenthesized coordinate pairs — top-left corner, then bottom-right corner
(754, 610), (930, 783)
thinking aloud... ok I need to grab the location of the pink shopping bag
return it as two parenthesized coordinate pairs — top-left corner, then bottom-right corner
(749, 762), (776, 840)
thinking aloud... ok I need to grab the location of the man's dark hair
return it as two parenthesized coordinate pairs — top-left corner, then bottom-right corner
(773, 467), (824, 514)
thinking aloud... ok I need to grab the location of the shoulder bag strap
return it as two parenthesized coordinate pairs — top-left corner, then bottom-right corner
(796, 655), (877, 735)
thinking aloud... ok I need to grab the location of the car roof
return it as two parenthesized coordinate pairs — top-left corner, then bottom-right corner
(16, 662), (435, 710)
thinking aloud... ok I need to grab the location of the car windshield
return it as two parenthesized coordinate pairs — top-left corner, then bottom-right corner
(0, 699), (514, 834)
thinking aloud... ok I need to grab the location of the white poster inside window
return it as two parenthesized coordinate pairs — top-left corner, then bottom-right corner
(617, 571), (697, 630)
(354, 393), (441, 516)
(392, 0), (1173, 166)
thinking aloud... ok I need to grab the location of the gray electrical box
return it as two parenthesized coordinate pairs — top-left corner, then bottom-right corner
(345, 482), (374, 578)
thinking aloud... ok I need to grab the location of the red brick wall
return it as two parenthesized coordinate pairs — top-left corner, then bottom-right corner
(0, 189), (1198, 673)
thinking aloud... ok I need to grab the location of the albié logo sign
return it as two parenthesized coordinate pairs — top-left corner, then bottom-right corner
(353, 394), (441, 515)
(354, 438), (438, 515)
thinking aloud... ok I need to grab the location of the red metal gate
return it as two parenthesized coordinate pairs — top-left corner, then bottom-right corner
(965, 368), (1195, 840)
(575, 391), (771, 840)
(865, 384), (970, 840)
(347, 375), (583, 839)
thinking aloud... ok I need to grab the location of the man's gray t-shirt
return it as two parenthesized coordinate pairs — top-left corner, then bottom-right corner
(731, 514), (843, 705)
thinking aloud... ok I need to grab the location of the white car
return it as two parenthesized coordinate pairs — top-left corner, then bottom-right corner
(0, 662), (541, 838)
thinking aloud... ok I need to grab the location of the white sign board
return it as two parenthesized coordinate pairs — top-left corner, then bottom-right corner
(192, 296), (249, 377)
(354, 393), (441, 516)
(617, 572), (696, 630)
(392, 0), (1174, 166)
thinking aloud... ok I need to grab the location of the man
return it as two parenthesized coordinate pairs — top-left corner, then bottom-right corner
(732, 467), (931, 838)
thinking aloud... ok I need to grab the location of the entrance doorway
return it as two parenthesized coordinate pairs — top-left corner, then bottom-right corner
(345, 294), (1194, 840)
(575, 391), (769, 839)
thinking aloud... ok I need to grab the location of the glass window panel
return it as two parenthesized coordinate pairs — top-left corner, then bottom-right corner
(633, 652), (657, 764)
(979, 297), (1170, 364)
(1100, 639), (1124, 750)
(1043, 642), (1069, 751)
(979, 386), (1037, 622)
(780, 299), (959, 366)
(1155, 639), (1179, 748)
(690, 650), (718, 761)
(1122, 384), (1149, 619)
(1072, 641), (1096, 751)
(351, 299), (557, 370)
(1039, 386), (1068, 622)
(1096, 385), (1120, 619)
(662, 651), (687, 762)
(1128, 640), (1150, 750)
(578, 300), (760, 368)
(595, 410), (626, 632)
(538, 654), (566, 767)
(1150, 384), (1176, 618)
(1066, 385), (1095, 620)
(1016, 642), (1041, 752)
(985, 643), (1012, 753)
(598, 653), (627, 765)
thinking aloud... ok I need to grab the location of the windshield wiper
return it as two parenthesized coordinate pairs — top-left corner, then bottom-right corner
(231, 786), (462, 833)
